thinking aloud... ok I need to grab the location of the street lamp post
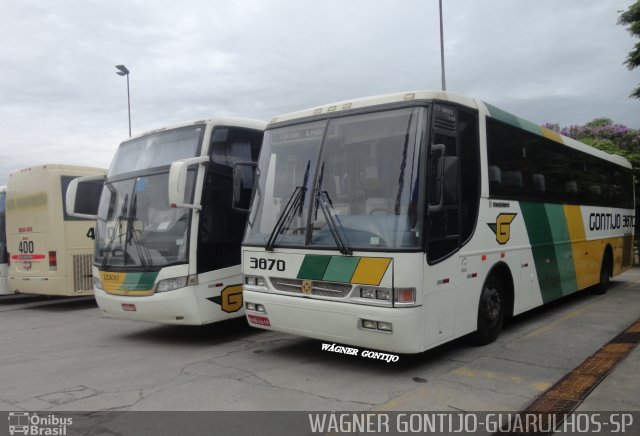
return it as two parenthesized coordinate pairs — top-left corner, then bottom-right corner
(115, 64), (131, 137)
(439, 0), (446, 91)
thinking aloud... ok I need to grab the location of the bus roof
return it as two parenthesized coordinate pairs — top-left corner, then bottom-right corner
(9, 164), (107, 178)
(268, 90), (631, 169)
(124, 117), (266, 143)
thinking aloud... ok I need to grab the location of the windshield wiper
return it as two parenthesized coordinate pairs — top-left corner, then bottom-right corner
(265, 161), (310, 251)
(101, 193), (128, 269)
(127, 193), (152, 269)
(315, 189), (352, 255)
(312, 162), (352, 255)
(265, 186), (305, 252)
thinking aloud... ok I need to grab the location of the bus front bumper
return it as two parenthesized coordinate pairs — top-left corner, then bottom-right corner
(243, 290), (423, 354)
(95, 287), (204, 325)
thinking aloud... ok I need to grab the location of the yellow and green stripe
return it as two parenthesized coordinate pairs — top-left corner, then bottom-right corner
(519, 203), (615, 303)
(297, 255), (391, 286)
(485, 102), (566, 147)
(100, 271), (159, 296)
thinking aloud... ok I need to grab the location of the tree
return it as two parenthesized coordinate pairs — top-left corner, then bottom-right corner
(544, 119), (640, 179)
(619, 0), (640, 98)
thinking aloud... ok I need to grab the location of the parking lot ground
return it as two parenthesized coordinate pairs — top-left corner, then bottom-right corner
(0, 268), (638, 413)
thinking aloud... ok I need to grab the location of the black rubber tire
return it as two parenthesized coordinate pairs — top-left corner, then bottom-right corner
(592, 254), (611, 295)
(470, 275), (504, 345)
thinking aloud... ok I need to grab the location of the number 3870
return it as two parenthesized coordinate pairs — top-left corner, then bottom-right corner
(249, 257), (285, 271)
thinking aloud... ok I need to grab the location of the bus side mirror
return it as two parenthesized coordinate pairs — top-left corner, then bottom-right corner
(232, 162), (257, 213)
(65, 175), (106, 220)
(168, 156), (209, 210)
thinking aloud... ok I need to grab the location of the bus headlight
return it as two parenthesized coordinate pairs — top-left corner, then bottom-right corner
(155, 276), (188, 293)
(360, 287), (391, 302)
(93, 275), (104, 290)
(376, 289), (391, 301)
(361, 288), (376, 299)
(244, 275), (266, 287)
(246, 302), (266, 313)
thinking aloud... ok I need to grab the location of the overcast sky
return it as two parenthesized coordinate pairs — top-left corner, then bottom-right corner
(1, 0), (638, 185)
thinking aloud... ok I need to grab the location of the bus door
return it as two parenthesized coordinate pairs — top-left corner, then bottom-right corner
(193, 126), (263, 321)
(425, 104), (481, 341)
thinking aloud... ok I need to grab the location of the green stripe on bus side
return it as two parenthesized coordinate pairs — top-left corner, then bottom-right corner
(484, 102), (521, 127)
(520, 202), (565, 303)
(544, 204), (578, 295)
(518, 118), (543, 136)
(484, 102), (543, 136)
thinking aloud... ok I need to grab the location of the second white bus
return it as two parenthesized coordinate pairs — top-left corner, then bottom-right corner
(68, 118), (265, 324)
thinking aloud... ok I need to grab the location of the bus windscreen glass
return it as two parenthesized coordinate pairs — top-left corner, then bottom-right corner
(108, 125), (204, 177)
(244, 107), (425, 250)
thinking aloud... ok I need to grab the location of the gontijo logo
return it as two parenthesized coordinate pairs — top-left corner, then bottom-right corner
(487, 213), (517, 245)
(8, 412), (73, 435)
(208, 284), (243, 313)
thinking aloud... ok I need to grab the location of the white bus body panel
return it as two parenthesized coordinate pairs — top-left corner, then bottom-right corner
(94, 264), (245, 325)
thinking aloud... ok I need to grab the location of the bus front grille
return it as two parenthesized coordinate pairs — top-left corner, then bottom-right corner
(271, 277), (352, 298)
(73, 254), (93, 292)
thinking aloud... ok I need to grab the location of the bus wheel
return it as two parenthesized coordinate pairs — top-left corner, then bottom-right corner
(471, 275), (504, 345)
(592, 253), (611, 295)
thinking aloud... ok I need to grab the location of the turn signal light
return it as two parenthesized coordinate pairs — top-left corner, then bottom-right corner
(394, 287), (416, 305)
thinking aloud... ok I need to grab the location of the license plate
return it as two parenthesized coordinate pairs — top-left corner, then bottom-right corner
(122, 303), (137, 312)
(247, 314), (270, 327)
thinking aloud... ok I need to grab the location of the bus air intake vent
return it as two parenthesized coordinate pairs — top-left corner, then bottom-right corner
(271, 278), (352, 298)
(73, 254), (93, 292)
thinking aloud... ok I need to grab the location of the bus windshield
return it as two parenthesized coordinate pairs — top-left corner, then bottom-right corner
(109, 125), (204, 177)
(245, 107), (425, 251)
(96, 126), (202, 269)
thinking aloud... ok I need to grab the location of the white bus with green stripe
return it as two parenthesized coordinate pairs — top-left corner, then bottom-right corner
(67, 118), (265, 324)
(237, 90), (634, 354)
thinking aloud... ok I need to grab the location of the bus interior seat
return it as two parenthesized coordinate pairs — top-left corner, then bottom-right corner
(589, 185), (602, 195)
(502, 170), (523, 187)
(489, 166), (501, 188)
(230, 140), (252, 163)
(565, 181), (578, 193)
(366, 197), (392, 215)
(533, 173), (546, 192)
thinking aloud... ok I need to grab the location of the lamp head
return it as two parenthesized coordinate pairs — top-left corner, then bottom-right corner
(115, 64), (129, 75)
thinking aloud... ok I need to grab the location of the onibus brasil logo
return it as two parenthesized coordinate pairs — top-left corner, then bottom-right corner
(8, 412), (73, 435)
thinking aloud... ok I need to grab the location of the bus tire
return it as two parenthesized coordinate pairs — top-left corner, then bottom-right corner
(592, 251), (612, 295)
(470, 275), (504, 346)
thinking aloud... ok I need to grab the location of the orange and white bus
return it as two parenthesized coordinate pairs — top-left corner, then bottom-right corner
(6, 164), (105, 296)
